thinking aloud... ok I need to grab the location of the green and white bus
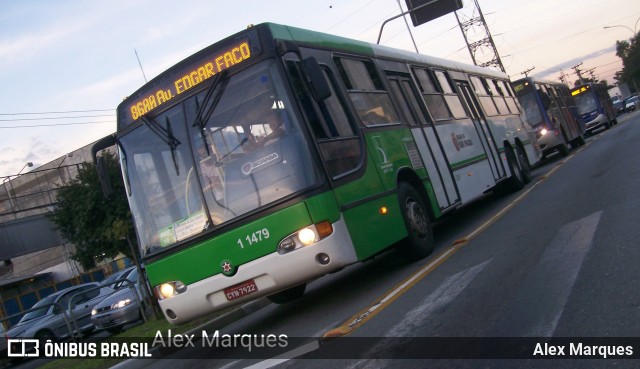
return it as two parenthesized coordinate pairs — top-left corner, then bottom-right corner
(93, 23), (540, 324)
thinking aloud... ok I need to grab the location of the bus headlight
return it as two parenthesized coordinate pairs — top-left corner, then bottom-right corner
(277, 221), (333, 255)
(156, 281), (186, 300)
(298, 228), (317, 245)
(540, 128), (548, 136)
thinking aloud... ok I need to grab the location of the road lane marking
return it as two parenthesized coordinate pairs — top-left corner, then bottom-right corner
(243, 340), (320, 369)
(323, 242), (463, 338)
(346, 260), (491, 369)
(490, 211), (603, 337)
(323, 144), (587, 339)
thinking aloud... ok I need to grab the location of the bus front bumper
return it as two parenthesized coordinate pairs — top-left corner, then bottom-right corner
(537, 130), (563, 156)
(584, 114), (606, 134)
(157, 218), (358, 324)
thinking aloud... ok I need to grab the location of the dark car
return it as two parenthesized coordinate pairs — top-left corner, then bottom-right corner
(6, 283), (110, 341)
(613, 98), (626, 116)
(91, 267), (149, 334)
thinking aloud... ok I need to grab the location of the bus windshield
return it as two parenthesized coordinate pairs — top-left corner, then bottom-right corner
(517, 89), (544, 127)
(120, 59), (320, 256)
(574, 93), (598, 115)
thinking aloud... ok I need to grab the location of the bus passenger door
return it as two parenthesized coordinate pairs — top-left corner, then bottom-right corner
(455, 81), (504, 180)
(387, 74), (459, 211)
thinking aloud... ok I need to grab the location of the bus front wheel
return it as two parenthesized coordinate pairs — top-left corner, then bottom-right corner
(397, 182), (434, 261)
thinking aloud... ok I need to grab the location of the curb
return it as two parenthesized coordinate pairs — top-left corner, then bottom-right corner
(110, 298), (270, 369)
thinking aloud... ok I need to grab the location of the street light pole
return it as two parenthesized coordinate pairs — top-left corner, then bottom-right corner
(603, 25), (635, 36)
(603, 16), (640, 36)
(603, 17), (640, 94)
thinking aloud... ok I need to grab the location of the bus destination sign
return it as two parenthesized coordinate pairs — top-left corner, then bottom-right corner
(571, 85), (590, 96)
(123, 36), (258, 125)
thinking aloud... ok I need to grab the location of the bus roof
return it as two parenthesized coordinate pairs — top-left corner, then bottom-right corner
(267, 22), (510, 80)
(511, 76), (567, 87)
(118, 22), (513, 128)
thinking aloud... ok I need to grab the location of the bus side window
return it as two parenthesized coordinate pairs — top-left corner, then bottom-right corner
(501, 80), (520, 114)
(434, 70), (467, 119)
(491, 79), (510, 115)
(284, 58), (362, 179)
(412, 67), (452, 121)
(469, 75), (499, 116)
(334, 57), (401, 126)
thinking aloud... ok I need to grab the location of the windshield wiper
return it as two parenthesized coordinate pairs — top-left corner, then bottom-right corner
(192, 70), (229, 154)
(139, 115), (181, 175)
(214, 137), (248, 167)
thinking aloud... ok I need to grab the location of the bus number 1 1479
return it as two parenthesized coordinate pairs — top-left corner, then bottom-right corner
(237, 228), (270, 249)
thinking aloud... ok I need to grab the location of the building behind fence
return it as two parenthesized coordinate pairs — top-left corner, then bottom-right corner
(0, 136), (123, 328)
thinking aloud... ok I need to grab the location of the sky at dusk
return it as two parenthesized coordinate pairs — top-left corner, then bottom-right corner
(1, 0), (638, 178)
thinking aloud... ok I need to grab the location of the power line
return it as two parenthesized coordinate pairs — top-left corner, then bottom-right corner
(0, 114), (115, 122)
(0, 121), (115, 129)
(0, 109), (114, 116)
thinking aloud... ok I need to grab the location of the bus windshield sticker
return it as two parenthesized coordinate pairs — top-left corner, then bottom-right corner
(241, 153), (280, 176)
(158, 211), (208, 247)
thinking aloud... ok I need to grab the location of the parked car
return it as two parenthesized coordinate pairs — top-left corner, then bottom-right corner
(98, 266), (136, 294)
(6, 283), (110, 341)
(613, 98), (626, 116)
(0, 322), (7, 357)
(626, 95), (640, 112)
(91, 267), (149, 334)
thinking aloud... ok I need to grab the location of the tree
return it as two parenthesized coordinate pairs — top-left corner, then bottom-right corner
(615, 33), (640, 92)
(49, 151), (136, 269)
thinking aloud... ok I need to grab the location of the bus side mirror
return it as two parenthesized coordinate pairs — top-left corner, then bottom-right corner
(96, 157), (113, 197)
(302, 57), (331, 101)
(91, 134), (117, 198)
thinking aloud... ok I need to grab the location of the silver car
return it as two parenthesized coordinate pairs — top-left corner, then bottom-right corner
(91, 268), (149, 334)
(6, 283), (110, 341)
(98, 266), (136, 294)
(625, 95), (640, 112)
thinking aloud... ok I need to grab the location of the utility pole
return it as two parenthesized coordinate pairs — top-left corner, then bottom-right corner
(558, 69), (569, 86)
(586, 68), (597, 83)
(520, 67), (535, 77)
(455, 0), (506, 73)
(572, 62), (585, 85)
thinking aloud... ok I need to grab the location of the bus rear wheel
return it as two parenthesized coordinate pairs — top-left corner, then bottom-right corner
(504, 146), (525, 192)
(268, 284), (306, 304)
(515, 145), (532, 184)
(397, 182), (434, 261)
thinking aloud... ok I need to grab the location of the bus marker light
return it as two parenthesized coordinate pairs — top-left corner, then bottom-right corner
(315, 221), (333, 238)
(379, 206), (388, 215)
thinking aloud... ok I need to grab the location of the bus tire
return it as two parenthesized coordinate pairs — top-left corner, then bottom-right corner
(504, 146), (525, 192)
(397, 182), (434, 261)
(268, 284), (306, 304)
(515, 144), (532, 184)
